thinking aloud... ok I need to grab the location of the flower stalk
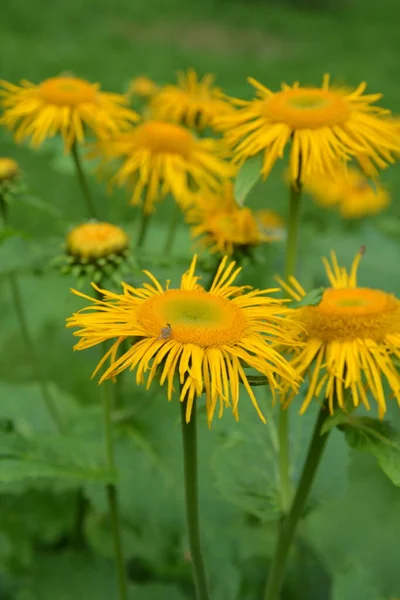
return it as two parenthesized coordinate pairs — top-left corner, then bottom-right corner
(264, 403), (330, 600)
(180, 396), (211, 600)
(0, 194), (65, 433)
(278, 174), (303, 514)
(71, 141), (99, 220)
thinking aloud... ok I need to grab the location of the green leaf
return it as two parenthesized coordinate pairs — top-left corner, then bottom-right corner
(332, 562), (380, 600)
(0, 432), (115, 483)
(234, 153), (264, 205)
(338, 416), (400, 486)
(0, 382), (81, 434)
(291, 287), (325, 308)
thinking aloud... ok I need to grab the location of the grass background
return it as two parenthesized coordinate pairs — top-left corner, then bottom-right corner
(1, 0), (400, 599)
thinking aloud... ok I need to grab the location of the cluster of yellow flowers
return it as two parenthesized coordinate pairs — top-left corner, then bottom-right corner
(1, 69), (400, 427)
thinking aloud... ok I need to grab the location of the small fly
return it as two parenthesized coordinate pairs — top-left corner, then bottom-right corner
(158, 323), (172, 341)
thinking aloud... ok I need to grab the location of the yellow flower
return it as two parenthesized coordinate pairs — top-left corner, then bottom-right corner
(0, 157), (19, 181)
(254, 209), (286, 241)
(277, 250), (400, 418)
(66, 222), (129, 259)
(127, 76), (159, 100)
(186, 183), (275, 255)
(151, 69), (234, 130)
(67, 255), (302, 424)
(304, 167), (390, 219)
(93, 120), (234, 214)
(217, 75), (400, 181)
(0, 76), (138, 151)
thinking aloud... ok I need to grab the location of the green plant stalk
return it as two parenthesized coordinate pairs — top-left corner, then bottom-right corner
(102, 378), (128, 600)
(136, 211), (152, 249)
(264, 404), (330, 600)
(0, 194), (65, 433)
(180, 398), (211, 600)
(163, 201), (181, 255)
(71, 141), (99, 220)
(278, 179), (303, 513)
(9, 273), (66, 431)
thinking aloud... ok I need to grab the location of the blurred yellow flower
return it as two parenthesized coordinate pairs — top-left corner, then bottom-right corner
(93, 120), (234, 214)
(254, 209), (286, 241)
(127, 76), (159, 100)
(0, 157), (19, 181)
(216, 75), (400, 181)
(151, 69), (234, 131)
(304, 167), (390, 218)
(186, 183), (277, 254)
(0, 76), (138, 151)
(67, 255), (302, 424)
(66, 222), (129, 260)
(277, 250), (400, 418)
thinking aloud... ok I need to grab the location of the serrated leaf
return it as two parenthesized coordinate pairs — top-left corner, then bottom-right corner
(234, 153), (264, 205)
(0, 432), (114, 483)
(339, 416), (400, 486)
(291, 287), (325, 308)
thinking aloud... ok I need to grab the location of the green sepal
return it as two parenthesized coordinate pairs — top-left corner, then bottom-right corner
(291, 287), (325, 308)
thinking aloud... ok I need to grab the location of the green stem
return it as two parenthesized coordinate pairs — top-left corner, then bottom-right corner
(101, 379), (128, 600)
(180, 398), (211, 600)
(163, 201), (181, 255)
(0, 193), (65, 433)
(284, 180), (302, 280)
(10, 271), (66, 432)
(264, 404), (330, 600)
(278, 179), (303, 513)
(136, 211), (152, 249)
(71, 141), (98, 220)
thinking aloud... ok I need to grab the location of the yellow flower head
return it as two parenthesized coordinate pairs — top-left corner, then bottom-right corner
(66, 222), (129, 260)
(186, 182), (275, 255)
(217, 75), (400, 181)
(277, 250), (400, 418)
(0, 76), (139, 151)
(0, 157), (19, 182)
(93, 120), (234, 214)
(151, 69), (234, 131)
(67, 255), (302, 424)
(254, 209), (286, 241)
(304, 167), (390, 219)
(127, 76), (159, 100)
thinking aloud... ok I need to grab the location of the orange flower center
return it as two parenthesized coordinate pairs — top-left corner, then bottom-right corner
(39, 77), (97, 107)
(137, 289), (248, 347)
(133, 121), (195, 156)
(266, 88), (351, 129)
(300, 287), (400, 341)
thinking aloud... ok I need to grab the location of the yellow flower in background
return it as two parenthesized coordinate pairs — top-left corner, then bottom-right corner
(58, 221), (136, 284)
(216, 75), (400, 181)
(0, 157), (19, 181)
(277, 250), (400, 418)
(254, 209), (286, 241)
(66, 222), (129, 259)
(304, 167), (390, 219)
(67, 255), (302, 425)
(186, 183), (277, 255)
(151, 69), (234, 131)
(127, 76), (159, 101)
(93, 120), (234, 214)
(0, 76), (138, 151)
